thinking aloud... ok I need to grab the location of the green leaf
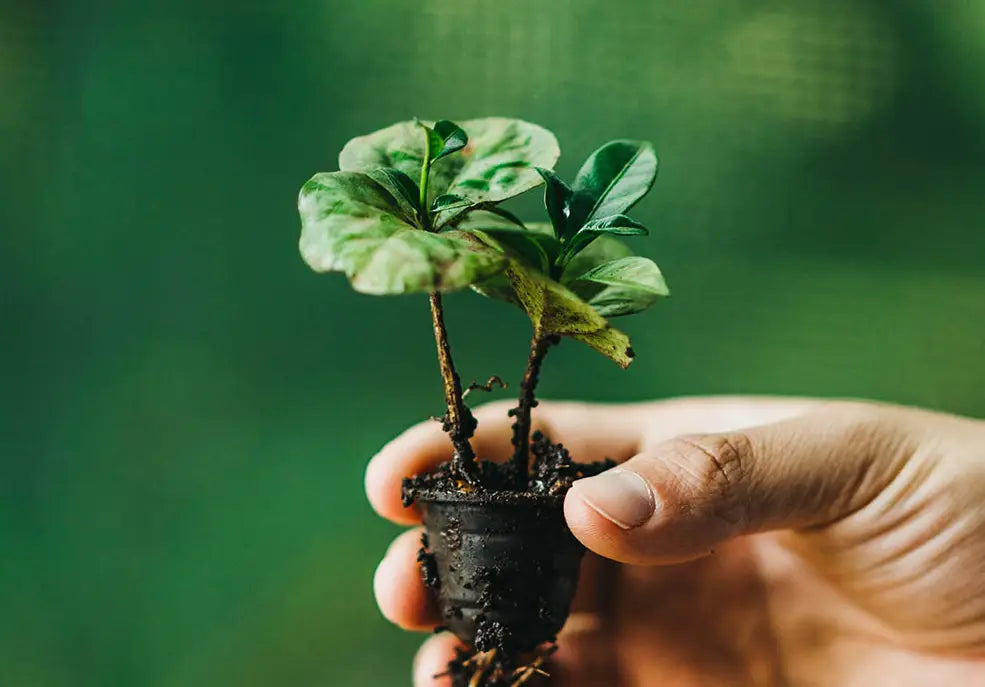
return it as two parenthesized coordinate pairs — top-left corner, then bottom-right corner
(535, 167), (571, 239)
(467, 219), (558, 305)
(430, 120), (468, 163)
(460, 216), (560, 269)
(505, 262), (634, 367)
(365, 168), (420, 222)
(298, 171), (505, 294)
(570, 256), (669, 317)
(470, 228), (551, 272)
(560, 235), (633, 284)
(431, 193), (471, 213)
(339, 118), (559, 225)
(568, 140), (658, 229)
(561, 214), (648, 264)
(482, 205), (526, 228)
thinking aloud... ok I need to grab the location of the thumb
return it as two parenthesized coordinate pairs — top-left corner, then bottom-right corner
(564, 401), (913, 565)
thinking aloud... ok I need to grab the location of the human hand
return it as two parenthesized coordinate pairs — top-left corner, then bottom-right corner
(366, 397), (985, 685)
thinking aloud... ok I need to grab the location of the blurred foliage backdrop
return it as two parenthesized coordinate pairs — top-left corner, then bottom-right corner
(2, 0), (985, 685)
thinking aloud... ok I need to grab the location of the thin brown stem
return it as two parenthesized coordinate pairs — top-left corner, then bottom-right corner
(429, 291), (479, 485)
(509, 330), (559, 487)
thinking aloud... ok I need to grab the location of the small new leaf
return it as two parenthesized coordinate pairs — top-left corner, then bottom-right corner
(430, 120), (468, 163)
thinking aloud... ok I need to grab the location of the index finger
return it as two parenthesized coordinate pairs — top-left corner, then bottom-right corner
(365, 399), (648, 524)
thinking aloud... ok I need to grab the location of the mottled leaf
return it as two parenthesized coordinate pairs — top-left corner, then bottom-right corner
(338, 118), (559, 225)
(569, 140), (657, 229)
(298, 171), (505, 294)
(505, 261), (634, 367)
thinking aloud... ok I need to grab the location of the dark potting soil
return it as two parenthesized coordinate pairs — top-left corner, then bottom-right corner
(402, 432), (615, 686)
(401, 431), (614, 503)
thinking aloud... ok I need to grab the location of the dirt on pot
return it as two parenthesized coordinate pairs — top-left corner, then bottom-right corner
(403, 432), (615, 686)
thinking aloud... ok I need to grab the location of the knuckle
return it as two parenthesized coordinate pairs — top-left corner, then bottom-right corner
(663, 432), (752, 527)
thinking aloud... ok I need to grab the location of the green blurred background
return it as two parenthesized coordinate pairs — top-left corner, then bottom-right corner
(3, 1), (984, 685)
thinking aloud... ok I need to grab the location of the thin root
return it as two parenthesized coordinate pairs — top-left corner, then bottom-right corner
(468, 649), (497, 687)
(510, 644), (556, 687)
(463, 376), (507, 399)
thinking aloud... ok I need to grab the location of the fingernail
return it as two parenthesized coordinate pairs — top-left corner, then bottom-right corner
(573, 469), (656, 529)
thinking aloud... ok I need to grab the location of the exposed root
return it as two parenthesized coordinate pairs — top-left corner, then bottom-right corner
(467, 649), (497, 687)
(463, 376), (508, 399)
(510, 644), (556, 686)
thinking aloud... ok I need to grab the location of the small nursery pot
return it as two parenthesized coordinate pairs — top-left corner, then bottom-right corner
(415, 489), (585, 653)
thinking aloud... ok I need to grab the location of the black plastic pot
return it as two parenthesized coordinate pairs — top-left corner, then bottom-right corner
(415, 489), (585, 654)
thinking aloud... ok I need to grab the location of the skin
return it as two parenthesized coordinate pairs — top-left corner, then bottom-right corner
(365, 397), (985, 686)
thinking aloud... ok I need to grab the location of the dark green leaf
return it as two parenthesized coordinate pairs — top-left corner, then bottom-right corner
(561, 214), (648, 264)
(470, 227), (556, 272)
(431, 193), (471, 213)
(298, 171), (505, 294)
(431, 120), (468, 162)
(570, 256), (668, 317)
(535, 167), (571, 239)
(460, 216), (560, 268)
(365, 167), (420, 221)
(483, 205), (526, 228)
(569, 140), (658, 228)
(561, 235), (633, 286)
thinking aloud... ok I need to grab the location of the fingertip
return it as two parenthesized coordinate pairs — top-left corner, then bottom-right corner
(366, 449), (421, 525)
(373, 528), (440, 631)
(564, 484), (627, 559)
(413, 633), (461, 686)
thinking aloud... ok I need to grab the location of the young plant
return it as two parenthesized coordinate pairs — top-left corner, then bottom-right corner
(298, 118), (559, 485)
(465, 140), (668, 485)
(299, 122), (669, 686)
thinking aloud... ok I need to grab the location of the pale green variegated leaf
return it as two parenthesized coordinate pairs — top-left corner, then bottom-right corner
(569, 140), (658, 230)
(505, 262), (634, 367)
(298, 171), (505, 294)
(339, 118), (559, 225)
(570, 256), (668, 317)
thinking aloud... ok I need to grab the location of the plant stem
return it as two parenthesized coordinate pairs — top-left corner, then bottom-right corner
(510, 330), (559, 487)
(418, 126), (432, 228)
(429, 291), (479, 485)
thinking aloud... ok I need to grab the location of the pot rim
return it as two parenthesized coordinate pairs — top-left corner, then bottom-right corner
(411, 487), (565, 507)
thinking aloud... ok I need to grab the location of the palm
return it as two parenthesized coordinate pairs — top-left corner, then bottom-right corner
(556, 535), (985, 686)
